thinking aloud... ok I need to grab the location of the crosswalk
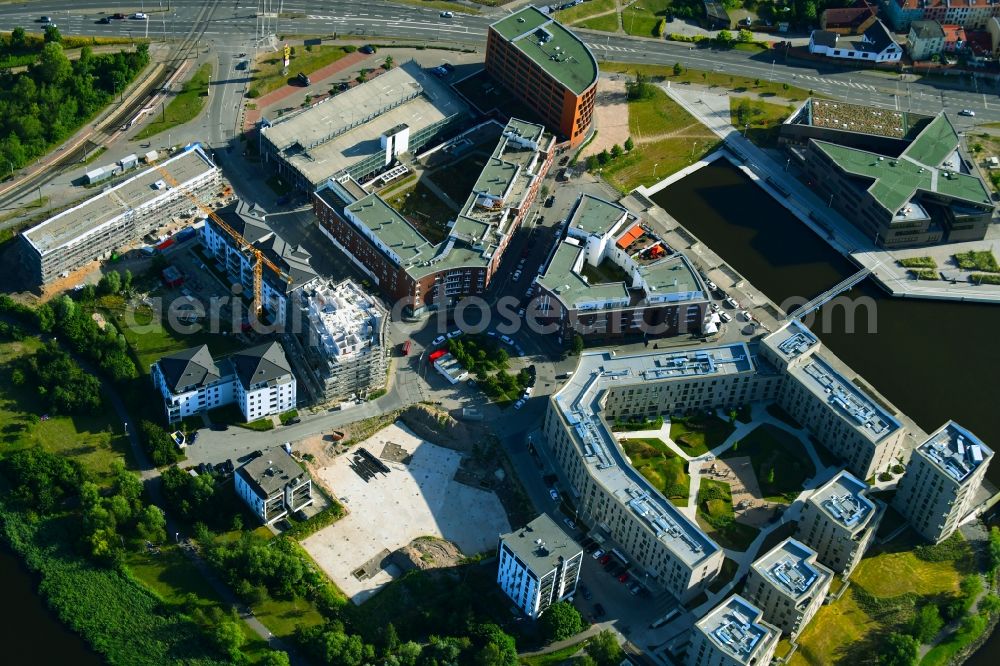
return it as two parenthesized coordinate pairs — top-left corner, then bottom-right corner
(586, 42), (639, 53)
(794, 74), (877, 91)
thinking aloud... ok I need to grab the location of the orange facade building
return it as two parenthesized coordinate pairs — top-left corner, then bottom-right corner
(486, 7), (598, 147)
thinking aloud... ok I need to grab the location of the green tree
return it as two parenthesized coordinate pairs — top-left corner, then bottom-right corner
(382, 622), (400, 654)
(571, 334), (584, 356)
(10, 27), (27, 51)
(908, 603), (943, 643)
(728, 408), (738, 424)
(585, 630), (622, 666)
(44, 25), (62, 43)
(979, 594), (1000, 617)
(383, 55), (394, 70)
(881, 632), (918, 666)
(261, 651), (291, 666)
(212, 615), (246, 659)
(136, 505), (167, 543)
(655, 18), (666, 37)
(673, 62), (683, 76)
(989, 527), (1000, 573)
(597, 149), (611, 166)
(610, 144), (623, 159)
(99, 270), (122, 295)
(737, 28), (753, 43)
(539, 601), (583, 643)
(396, 641), (422, 666)
(36, 42), (71, 84)
(471, 624), (517, 666)
(803, 0), (818, 20)
(122, 269), (133, 294)
(766, 467), (775, 484)
(716, 30), (733, 46)
(624, 136), (634, 151)
(586, 154), (600, 172)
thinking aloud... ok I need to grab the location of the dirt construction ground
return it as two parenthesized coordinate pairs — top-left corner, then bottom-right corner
(582, 76), (630, 159)
(301, 422), (510, 604)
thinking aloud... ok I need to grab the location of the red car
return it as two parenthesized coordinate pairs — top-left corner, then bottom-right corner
(600, 554), (612, 566)
(618, 573), (629, 583)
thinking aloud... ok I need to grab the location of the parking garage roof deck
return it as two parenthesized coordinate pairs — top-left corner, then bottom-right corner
(697, 595), (778, 665)
(23, 146), (217, 255)
(917, 421), (993, 484)
(789, 354), (901, 443)
(809, 470), (877, 531)
(753, 538), (830, 601)
(489, 6), (599, 96)
(551, 347), (758, 566)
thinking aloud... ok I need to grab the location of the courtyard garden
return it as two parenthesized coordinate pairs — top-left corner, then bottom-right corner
(695, 478), (760, 551)
(670, 412), (735, 456)
(386, 179), (457, 244)
(722, 424), (814, 503)
(621, 438), (689, 506)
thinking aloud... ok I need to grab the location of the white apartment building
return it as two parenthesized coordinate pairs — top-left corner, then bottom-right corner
(151, 341), (297, 423)
(892, 421), (993, 543)
(796, 470), (883, 576)
(21, 144), (220, 284)
(687, 595), (780, 666)
(200, 200), (318, 327)
(543, 345), (781, 601)
(497, 514), (583, 619)
(744, 538), (833, 639)
(234, 446), (313, 524)
(761, 321), (905, 480)
(290, 279), (388, 402)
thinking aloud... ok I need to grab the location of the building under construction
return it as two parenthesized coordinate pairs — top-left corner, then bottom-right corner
(21, 144), (221, 284)
(289, 279), (388, 403)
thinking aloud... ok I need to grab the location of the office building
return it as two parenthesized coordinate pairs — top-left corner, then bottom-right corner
(259, 62), (468, 191)
(761, 320), (905, 480)
(893, 421), (993, 543)
(744, 538), (833, 639)
(687, 595), (780, 666)
(808, 20), (903, 62)
(289, 279), (388, 402)
(783, 101), (993, 247)
(543, 346), (783, 601)
(200, 200), (318, 327)
(796, 471), (883, 576)
(497, 514), (583, 619)
(235, 446), (313, 524)
(535, 194), (708, 342)
(151, 341), (297, 424)
(314, 118), (553, 315)
(21, 144), (220, 284)
(485, 7), (598, 146)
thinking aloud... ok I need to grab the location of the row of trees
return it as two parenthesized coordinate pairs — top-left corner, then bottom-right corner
(0, 39), (149, 175)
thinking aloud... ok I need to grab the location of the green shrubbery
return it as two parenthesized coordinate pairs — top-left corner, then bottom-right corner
(139, 420), (184, 467)
(954, 250), (1000, 272)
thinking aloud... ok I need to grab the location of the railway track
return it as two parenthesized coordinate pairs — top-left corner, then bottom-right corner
(0, 0), (224, 211)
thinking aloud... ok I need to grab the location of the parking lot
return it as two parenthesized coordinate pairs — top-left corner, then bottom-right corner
(301, 422), (510, 604)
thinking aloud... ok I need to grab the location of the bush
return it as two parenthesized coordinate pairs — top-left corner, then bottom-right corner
(25, 342), (102, 414)
(954, 250), (1000, 272)
(139, 420), (183, 467)
(343, 45), (357, 53)
(2, 448), (83, 514)
(914, 532), (972, 563)
(655, 18), (666, 37)
(878, 471), (893, 482)
(539, 601), (583, 643)
(971, 273), (1000, 285)
(908, 603), (943, 644)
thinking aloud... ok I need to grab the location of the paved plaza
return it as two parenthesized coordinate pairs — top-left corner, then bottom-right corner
(301, 422), (510, 604)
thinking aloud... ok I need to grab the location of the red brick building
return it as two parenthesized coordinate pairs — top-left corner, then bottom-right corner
(486, 7), (598, 148)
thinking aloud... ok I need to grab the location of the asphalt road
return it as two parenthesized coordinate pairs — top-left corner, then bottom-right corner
(2, 0), (997, 128)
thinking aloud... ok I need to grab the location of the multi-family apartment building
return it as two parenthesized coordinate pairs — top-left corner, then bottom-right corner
(808, 20), (903, 62)
(150, 341), (297, 423)
(496, 514), (583, 619)
(744, 538), (833, 639)
(21, 144), (220, 284)
(235, 445), (313, 524)
(259, 61), (469, 191)
(879, 0), (1000, 31)
(200, 199), (318, 327)
(893, 421), (993, 543)
(289, 279), (388, 403)
(314, 118), (553, 315)
(687, 595), (780, 666)
(761, 320), (905, 479)
(822, 1), (881, 34)
(534, 194), (708, 342)
(796, 471), (883, 576)
(908, 19), (947, 57)
(485, 7), (598, 147)
(543, 345), (783, 601)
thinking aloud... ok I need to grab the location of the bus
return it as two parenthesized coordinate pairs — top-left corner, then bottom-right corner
(401, 340), (411, 356)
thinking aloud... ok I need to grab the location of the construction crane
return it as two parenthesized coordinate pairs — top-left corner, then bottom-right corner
(151, 160), (292, 316)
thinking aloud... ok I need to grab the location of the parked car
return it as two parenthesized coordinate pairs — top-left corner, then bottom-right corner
(619, 573), (630, 583)
(297, 72), (311, 86)
(189, 432), (199, 444)
(599, 554), (612, 565)
(113, 13), (126, 19)
(719, 311), (733, 323)
(514, 398), (526, 410)
(500, 334), (513, 345)
(285, 417), (301, 425)
(724, 296), (739, 308)
(432, 335), (446, 345)
(706, 280), (718, 291)
(628, 581), (642, 595)
(442, 63), (455, 73)
(360, 45), (376, 54)
(592, 548), (605, 560)
(446, 329), (463, 339)
(959, 109), (976, 117)
(544, 195), (555, 208)
(549, 488), (560, 501)
(710, 303), (721, 313)
(513, 270), (522, 281)
(563, 517), (576, 530)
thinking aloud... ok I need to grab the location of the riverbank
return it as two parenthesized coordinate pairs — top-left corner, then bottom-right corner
(644, 84), (1000, 305)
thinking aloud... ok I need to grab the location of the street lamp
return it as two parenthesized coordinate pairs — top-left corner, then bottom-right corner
(653, 162), (659, 179)
(828, 192), (834, 208)
(770, 59), (775, 82)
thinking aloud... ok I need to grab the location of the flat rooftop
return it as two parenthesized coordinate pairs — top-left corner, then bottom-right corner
(236, 446), (307, 497)
(697, 595), (777, 665)
(807, 98), (919, 140)
(305, 280), (385, 361)
(567, 194), (632, 238)
(24, 146), (216, 255)
(809, 470), (876, 531)
(814, 114), (993, 213)
(635, 254), (703, 303)
(551, 346), (758, 567)
(753, 538), (830, 600)
(490, 6), (598, 96)
(261, 62), (467, 185)
(790, 354), (901, 443)
(501, 514), (581, 575)
(918, 421), (993, 484)
(538, 241), (631, 310)
(764, 319), (819, 361)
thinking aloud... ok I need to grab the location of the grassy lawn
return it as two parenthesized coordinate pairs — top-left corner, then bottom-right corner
(852, 546), (968, 599)
(695, 478), (760, 551)
(250, 44), (352, 97)
(134, 63), (212, 140)
(431, 151), (489, 204)
(723, 424), (814, 503)
(520, 636), (591, 665)
(581, 257), (630, 285)
(629, 86), (697, 139)
(603, 61), (812, 101)
(790, 588), (877, 666)
(953, 249), (1000, 272)
(898, 256), (937, 269)
(240, 418), (274, 431)
(0, 339), (131, 484)
(386, 179), (457, 244)
(669, 413), (735, 456)
(556, 0), (616, 24)
(252, 595), (325, 638)
(621, 0), (672, 37)
(577, 13), (621, 31)
(729, 98), (795, 148)
(621, 438), (690, 506)
(388, 0), (480, 13)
